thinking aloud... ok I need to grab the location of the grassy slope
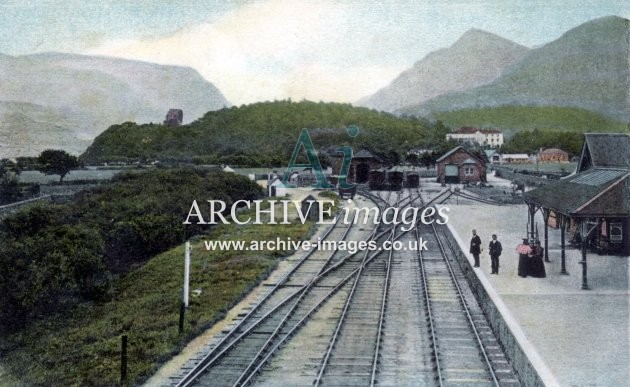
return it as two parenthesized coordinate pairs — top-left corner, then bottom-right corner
(0, 202), (317, 386)
(433, 106), (628, 134)
(80, 100), (432, 164)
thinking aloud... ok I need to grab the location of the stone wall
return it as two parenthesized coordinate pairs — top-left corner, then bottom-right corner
(439, 223), (549, 387)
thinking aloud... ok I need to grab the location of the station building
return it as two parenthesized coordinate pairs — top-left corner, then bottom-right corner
(436, 146), (486, 184)
(524, 133), (629, 287)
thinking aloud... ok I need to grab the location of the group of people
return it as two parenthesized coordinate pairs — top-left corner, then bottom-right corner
(469, 230), (546, 278)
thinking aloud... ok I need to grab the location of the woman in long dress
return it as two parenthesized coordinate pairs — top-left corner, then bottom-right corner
(528, 240), (546, 278)
(517, 239), (531, 277)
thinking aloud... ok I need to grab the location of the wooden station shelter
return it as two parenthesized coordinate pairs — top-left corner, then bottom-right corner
(523, 133), (630, 289)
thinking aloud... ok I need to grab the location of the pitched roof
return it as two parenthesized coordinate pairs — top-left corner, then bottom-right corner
(436, 146), (483, 163)
(540, 148), (568, 155)
(484, 149), (498, 158)
(353, 149), (376, 159)
(452, 127), (501, 134)
(578, 133), (630, 170)
(524, 168), (629, 216)
(302, 194), (317, 202)
(269, 178), (286, 187)
(502, 153), (530, 158)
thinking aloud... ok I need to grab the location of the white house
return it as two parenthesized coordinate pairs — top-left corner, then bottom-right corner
(268, 178), (288, 197)
(446, 127), (504, 147)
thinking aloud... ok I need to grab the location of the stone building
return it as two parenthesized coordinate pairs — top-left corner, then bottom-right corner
(436, 146), (486, 184)
(538, 148), (569, 162)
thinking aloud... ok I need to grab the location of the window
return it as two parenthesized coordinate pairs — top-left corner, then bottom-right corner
(610, 223), (623, 242)
(464, 167), (475, 176)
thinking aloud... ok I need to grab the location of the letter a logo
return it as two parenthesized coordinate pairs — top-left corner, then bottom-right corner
(283, 128), (334, 189)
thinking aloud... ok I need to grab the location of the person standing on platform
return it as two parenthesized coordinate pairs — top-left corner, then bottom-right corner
(470, 229), (482, 267)
(516, 238), (532, 277)
(489, 234), (502, 274)
(528, 240), (546, 278)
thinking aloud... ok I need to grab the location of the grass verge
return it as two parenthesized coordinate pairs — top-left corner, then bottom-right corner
(0, 199), (321, 386)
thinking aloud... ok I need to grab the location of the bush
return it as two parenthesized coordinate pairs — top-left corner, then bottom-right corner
(0, 223), (106, 328)
(0, 168), (263, 329)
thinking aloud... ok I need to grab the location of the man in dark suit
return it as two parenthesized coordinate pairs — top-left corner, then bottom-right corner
(470, 229), (481, 267)
(489, 234), (502, 274)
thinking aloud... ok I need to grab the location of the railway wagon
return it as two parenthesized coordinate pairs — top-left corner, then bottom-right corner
(388, 170), (403, 191)
(405, 172), (419, 188)
(338, 185), (356, 199)
(368, 169), (386, 190)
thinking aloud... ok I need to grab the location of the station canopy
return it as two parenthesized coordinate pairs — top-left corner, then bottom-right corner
(524, 168), (629, 217)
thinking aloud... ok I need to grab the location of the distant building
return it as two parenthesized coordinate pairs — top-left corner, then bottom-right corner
(446, 127), (504, 147)
(268, 177), (287, 197)
(538, 148), (569, 162)
(164, 109), (183, 126)
(484, 149), (501, 164)
(329, 148), (382, 184)
(436, 146), (486, 184)
(301, 194), (320, 220)
(222, 165), (236, 173)
(501, 153), (531, 164)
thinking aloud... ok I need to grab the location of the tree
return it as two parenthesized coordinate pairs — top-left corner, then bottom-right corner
(405, 152), (420, 166)
(37, 149), (80, 182)
(0, 159), (20, 204)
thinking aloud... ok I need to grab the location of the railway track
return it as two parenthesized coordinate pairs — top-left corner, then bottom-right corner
(173, 191), (414, 386)
(313, 191), (402, 386)
(168, 188), (522, 386)
(414, 222), (521, 386)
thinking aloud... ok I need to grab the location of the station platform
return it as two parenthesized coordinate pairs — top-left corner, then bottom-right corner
(444, 199), (629, 386)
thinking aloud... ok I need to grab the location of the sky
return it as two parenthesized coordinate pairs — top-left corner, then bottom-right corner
(1, 0), (628, 105)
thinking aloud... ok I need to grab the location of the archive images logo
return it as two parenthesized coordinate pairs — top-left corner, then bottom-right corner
(282, 125), (360, 189)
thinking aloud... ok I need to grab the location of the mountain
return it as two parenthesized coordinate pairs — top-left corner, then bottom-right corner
(0, 101), (90, 157)
(0, 53), (229, 158)
(401, 16), (630, 122)
(356, 29), (529, 112)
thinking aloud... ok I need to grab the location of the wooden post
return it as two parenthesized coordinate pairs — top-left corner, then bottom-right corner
(529, 204), (536, 240)
(178, 302), (185, 334)
(183, 241), (191, 308)
(580, 240), (589, 290)
(579, 219), (600, 290)
(560, 215), (568, 275)
(543, 209), (550, 262)
(179, 242), (191, 334)
(120, 335), (128, 383)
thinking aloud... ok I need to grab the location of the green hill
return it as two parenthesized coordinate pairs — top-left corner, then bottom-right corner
(80, 101), (438, 165)
(432, 106), (628, 134)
